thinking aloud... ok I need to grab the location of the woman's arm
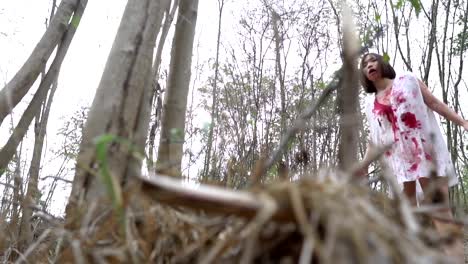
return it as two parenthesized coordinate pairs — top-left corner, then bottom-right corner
(355, 142), (372, 178)
(418, 79), (468, 131)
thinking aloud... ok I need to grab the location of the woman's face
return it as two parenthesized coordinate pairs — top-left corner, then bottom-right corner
(362, 55), (381, 82)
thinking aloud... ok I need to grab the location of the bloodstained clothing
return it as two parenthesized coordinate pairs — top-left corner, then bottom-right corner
(364, 73), (457, 186)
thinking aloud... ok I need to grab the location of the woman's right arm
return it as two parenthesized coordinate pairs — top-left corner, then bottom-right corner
(419, 79), (468, 131)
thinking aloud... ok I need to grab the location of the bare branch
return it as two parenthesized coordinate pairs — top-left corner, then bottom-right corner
(0, 0), (81, 125)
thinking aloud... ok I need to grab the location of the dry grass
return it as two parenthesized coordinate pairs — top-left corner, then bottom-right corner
(2, 169), (463, 263)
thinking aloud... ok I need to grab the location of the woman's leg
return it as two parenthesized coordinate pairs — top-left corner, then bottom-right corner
(419, 177), (464, 261)
(402, 180), (417, 205)
(418, 177), (450, 211)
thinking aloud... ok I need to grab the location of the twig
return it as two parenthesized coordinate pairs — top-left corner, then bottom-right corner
(240, 192), (278, 263)
(288, 184), (315, 264)
(299, 237), (314, 264)
(80, 201), (98, 237)
(40, 175), (73, 184)
(198, 223), (242, 264)
(71, 239), (86, 264)
(0, 181), (16, 189)
(15, 229), (52, 264)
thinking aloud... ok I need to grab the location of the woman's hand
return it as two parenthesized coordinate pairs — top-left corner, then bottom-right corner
(463, 120), (468, 132)
(357, 166), (369, 178)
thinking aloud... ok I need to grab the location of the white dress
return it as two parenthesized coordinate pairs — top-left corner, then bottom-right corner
(364, 72), (458, 187)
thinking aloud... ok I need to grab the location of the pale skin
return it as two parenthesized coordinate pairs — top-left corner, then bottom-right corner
(362, 54), (467, 260)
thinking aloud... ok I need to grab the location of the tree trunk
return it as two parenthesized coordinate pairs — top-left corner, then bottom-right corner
(16, 3), (60, 250)
(203, 0), (225, 180)
(64, 0), (165, 232)
(147, 0), (177, 171)
(338, 7), (359, 171)
(156, 0), (199, 177)
(9, 152), (23, 236)
(18, 78), (58, 251)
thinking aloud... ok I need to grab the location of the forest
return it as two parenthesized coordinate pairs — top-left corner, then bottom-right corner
(0, 0), (468, 262)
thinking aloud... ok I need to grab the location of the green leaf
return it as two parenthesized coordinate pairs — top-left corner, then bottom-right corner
(375, 13), (381, 22)
(316, 80), (326, 90)
(408, 0), (421, 17)
(202, 122), (212, 134)
(93, 134), (131, 234)
(94, 134), (123, 212)
(70, 14), (81, 29)
(395, 0), (404, 9)
(170, 128), (184, 143)
(383, 52), (391, 63)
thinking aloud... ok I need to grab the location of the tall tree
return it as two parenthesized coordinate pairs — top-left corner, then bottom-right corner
(63, 0), (166, 250)
(17, 80), (58, 251)
(147, 0), (178, 171)
(17, 2), (60, 250)
(156, 0), (200, 177)
(202, 0), (226, 180)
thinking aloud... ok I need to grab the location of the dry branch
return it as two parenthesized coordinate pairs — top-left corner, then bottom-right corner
(140, 173), (290, 220)
(0, 0), (87, 175)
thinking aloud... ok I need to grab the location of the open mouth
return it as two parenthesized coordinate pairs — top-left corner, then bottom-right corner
(368, 69), (377, 75)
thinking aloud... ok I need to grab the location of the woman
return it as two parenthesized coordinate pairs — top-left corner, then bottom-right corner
(360, 53), (468, 259)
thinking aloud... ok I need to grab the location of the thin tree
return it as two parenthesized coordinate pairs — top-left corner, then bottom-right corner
(202, 0), (226, 180)
(147, 0), (178, 171)
(156, 0), (200, 177)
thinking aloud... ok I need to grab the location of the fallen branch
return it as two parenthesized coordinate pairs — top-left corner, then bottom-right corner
(140, 173), (294, 221)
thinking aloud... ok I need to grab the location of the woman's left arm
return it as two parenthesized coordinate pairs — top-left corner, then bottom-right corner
(418, 79), (468, 131)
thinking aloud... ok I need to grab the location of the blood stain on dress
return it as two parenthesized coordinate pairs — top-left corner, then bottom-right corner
(409, 163), (418, 172)
(401, 112), (421, 129)
(373, 100), (400, 141)
(392, 90), (406, 104)
(425, 153), (432, 161)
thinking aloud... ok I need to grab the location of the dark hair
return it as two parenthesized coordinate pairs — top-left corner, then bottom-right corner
(360, 53), (396, 93)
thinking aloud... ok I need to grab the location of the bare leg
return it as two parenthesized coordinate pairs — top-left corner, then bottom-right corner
(403, 180), (417, 206)
(419, 177), (464, 262)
